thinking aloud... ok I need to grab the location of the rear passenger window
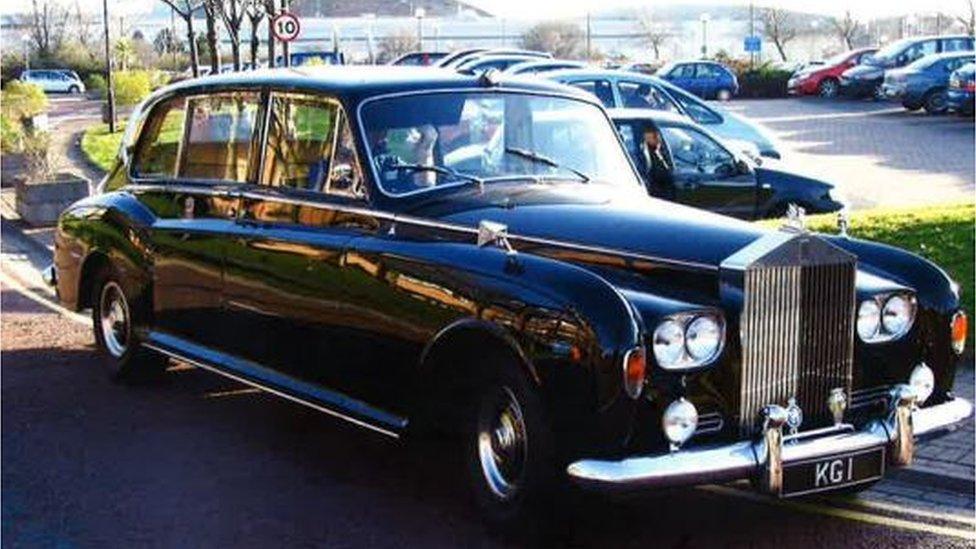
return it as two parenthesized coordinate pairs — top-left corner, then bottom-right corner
(619, 81), (680, 113)
(132, 96), (187, 178)
(944, 38), (973, 52)
(263, 93), (339, 190)
(569, 80), (615, 108)
(180, 92), (261, 182)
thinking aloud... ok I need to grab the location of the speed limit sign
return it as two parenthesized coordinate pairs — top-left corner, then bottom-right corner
(272, 12), (301, 42)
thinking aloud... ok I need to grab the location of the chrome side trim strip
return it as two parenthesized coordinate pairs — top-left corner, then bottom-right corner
(122, 184), (717, 273)
(143, 341), (404, 439)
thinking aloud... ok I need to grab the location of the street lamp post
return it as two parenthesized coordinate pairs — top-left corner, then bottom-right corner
(102, 0), (117, 133)
(415, 7), (425, 49)
(362, 13), (376, 64)
(21, 34), (30, 72)
(699, 13), (710, 59)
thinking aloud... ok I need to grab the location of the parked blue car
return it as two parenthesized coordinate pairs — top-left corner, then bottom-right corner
(840, 35), (974, 98)
(882, 52), (975, 113)
(947, 62), (976, 115)
(544, 68), (781, 158)
(655, 61), (739, 100)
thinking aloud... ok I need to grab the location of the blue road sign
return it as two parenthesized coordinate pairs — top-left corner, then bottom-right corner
(744, 35), (762, 52)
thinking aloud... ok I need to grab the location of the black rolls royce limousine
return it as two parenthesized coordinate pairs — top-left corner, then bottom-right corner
(48, 66), (971, 522)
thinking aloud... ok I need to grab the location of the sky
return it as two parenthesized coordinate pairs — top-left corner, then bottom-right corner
(1, 0), (971, 20)
(466, 0), (974, 19)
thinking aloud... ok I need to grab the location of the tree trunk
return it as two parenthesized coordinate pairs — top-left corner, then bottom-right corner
(250, 20), (259, 67)
(265, 0), (276, 68)
(230, 39), (241, 71)
(187, 15), (199, 77)
(205, 6), (219, 73)
(774, 40), (788, 62)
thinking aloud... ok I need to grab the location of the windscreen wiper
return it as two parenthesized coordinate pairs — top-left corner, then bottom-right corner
(503, 147), (591, 183)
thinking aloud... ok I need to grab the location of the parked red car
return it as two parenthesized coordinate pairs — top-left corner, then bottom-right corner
(788, 47), (878, 97)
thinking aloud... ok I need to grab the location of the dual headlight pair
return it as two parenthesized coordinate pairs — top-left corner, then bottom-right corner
(857, 293), (916, 343)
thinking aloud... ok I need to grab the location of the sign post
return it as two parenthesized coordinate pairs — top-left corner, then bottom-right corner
(272, 11), (300, 67)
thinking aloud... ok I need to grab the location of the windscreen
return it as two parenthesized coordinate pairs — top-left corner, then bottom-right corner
(360, 92), (640, 196)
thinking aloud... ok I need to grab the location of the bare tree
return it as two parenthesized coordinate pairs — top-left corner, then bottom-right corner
(637, 12), (671, 60)
(29, 0), (71, 58)
(202, 0), (222, 73)
(958, 0), (976, 36)
(264, 0), (277, 67)
(760, 8), (798, 62)
(159, 0), (203, 76)
(520, 21), (584, 59)
(218, 0), (246, 70)
(70, 0), (97, 49)
(831, 11), (861, 50)
(244, 0), (265, 68)
(376, 28), (419, 64)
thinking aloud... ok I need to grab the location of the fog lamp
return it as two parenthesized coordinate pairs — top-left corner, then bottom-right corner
(909, 363), (935, 404)
(662, 398), (698, 450)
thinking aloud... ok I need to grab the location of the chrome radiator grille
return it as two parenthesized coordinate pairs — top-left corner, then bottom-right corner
(733, 234), (857, 435)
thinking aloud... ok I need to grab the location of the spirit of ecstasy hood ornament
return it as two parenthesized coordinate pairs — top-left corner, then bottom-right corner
(782, 203), (807, 232)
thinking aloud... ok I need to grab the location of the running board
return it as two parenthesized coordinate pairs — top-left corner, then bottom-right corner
(143, 331), (407, 439)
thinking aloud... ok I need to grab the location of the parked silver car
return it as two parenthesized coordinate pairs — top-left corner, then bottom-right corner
(20, 69), (86, 94)
(544, 68), (782, 158)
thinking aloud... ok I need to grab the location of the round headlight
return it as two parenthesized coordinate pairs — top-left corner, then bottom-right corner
(685, 316), (721, 362)
(882, 295), (914, 337)
(909, 363), (935, 404)
(857, 299), (881, 340)
(662, 398), (698, 448)
(653, 319), (685, 368)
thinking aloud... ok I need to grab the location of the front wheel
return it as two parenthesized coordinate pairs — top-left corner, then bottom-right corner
(68, 85), (80, 94)
(923, 89), (948, 114)
(92, 266), (167, 380)
(716, 88), (732, 101)
(818, 78), (839, 98)
(466, 358), (555, 526)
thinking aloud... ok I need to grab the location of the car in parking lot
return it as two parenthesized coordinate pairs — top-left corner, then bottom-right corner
(608, 109), (843, 220)
(655, 60), (739, 100)
(19, 69), (86, 94)
(503, 59), (586, 75)
(788, 48), (877, 98)
(882, 51), (976, 113)
(390, 52), (449, 66)
(840, 35), (974, 98)
(49, 65), (972, 524)
(947, 62), (976, 114)
(438, 48), (550, 69)
(455, 53), (553, 73)
(544, 68), (781, 158)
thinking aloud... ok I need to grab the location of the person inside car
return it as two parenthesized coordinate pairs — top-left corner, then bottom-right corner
(639, 127), (675, 199)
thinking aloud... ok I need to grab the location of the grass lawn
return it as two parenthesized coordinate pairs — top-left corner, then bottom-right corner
(768, 203), (975, 343)
(80, 122), (124, 172)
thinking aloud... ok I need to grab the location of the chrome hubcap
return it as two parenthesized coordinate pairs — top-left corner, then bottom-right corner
(477, 386), (527, 499)
(99, 282), (130, 358)
(821, 81), (837, 97)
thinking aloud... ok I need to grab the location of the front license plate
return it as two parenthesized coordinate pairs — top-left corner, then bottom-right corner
(780, 447), (885, 498)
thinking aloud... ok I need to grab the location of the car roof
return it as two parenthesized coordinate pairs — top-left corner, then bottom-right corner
(923, 51), (976, 62)
(152, 65), (595, 106)
(605, 108), (690, 126)
(504, 59), (585, 73)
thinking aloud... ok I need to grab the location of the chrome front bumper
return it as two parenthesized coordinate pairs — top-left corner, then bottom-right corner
(567, 388), (973, 493)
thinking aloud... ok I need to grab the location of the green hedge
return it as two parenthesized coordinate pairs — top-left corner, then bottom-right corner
(737, 66), (793, 99)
